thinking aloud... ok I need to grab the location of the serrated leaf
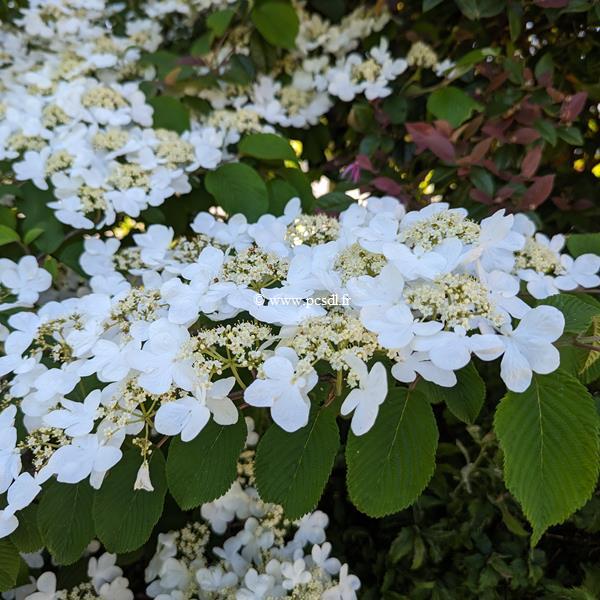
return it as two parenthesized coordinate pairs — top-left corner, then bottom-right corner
(0, 539), (20, 593)
(255, 407), (339, 519)
(205, 163), (268, 220)
(427, 87), (483, 128)
(567, 233), (600, 258)
(417, 364), (485, 424)
(167, 417), (246, 510)
(494, 370), (600, 545)
(538, 293), (600, 334)
(10, 504), (42, 553)
(251, 1), (299, 49)
(38, 480), (95, 565)
(346, 387), (438, 517)
(93, 450), (167, 553)
(239, 133), (298, 161)
(149, 96), (190, 133)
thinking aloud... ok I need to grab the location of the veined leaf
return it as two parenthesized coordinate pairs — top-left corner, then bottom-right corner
(167, 417), (246, 510)
(494, 370), (600, 545)
(346, 387), (438, 517)
(38, 480), (95, 565)
(255, 406), (339, 519)
(93, 450), (167, 553)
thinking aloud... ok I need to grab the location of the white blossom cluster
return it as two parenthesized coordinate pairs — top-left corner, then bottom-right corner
(2, 547), (133, 600)
(0, 0), (453, 230)
(144, 429), (359, 599)
(1, 197), (598, 541)
(0, 0), (228, 230)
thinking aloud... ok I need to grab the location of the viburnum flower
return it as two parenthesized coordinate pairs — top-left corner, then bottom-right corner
(499, 305), (565, 392)
(244, 348), (318, 432)
(0, 406), (21, 494)
(154, 377), (237, 441)
(341, 357), (388, 435)
(391, 350), (457, 387)
(43, 390), (102, 437)
(128, 319), (195, 394)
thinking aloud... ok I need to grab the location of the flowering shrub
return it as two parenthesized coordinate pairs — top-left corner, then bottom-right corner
(1, 0), (600, 597)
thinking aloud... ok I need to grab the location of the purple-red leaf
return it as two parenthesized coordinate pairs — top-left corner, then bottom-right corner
(519, 174), (555, 210)
(406, 122), (456, 163)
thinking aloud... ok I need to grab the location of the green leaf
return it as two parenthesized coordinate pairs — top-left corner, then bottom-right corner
(417, 364), (485, 424)
(423, 0), (445, 10)
(382, 96), (408, 124)
(267, 179), (299, 215)
(455, 0), (506, 19)
(534, 52), (554, 82)
(93, 450), (167, 553)
(508, 2), (523, 41)
(167, 417), (247, 510)
(205, 162), (269, 220)
(346, 387), (439, 517)
(206, 8), (235, 35)
(534, 119), (557, 146)
(0, 539), (20, 593)
(38, 480), (95, 565)
(0, 207), (16, 230)
(427, 87), (482, 128)
(251, 1), (299, 49)
(494, 371), (600, 545)
(23, 227), (44, 246)
(255, 407), (339, 519)
(558, 126), (583, 146)
(149, 96), (191, 133)
(10, 504), (42, 553)
(567, 233), (600, 257)
(16, 182), (65, 253)
(316, 192), (354, 211)
(469, 167), (495, 197)
(239, 133), (298, 161)
(538, 293), (600, 334)
(0, 224), (20, 246)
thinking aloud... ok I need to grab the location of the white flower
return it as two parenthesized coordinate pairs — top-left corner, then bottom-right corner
(0, 256), (52, 308)
(43, 389), (101, 437)
(6, 472), (41, 514)
(128, 319), (195, 394)
(244, 348), (317, 432)
(391, 350), (457, 387)
(322, 564), (361, 600)
(340, 357), (387, 435)
(0, 406), (21, 494)
(237, 569), (275, 600)
(499, 305), (564, 392)
(196, 566), (238, 592)
(87, 553), (122, 589)
(154, 377), (236, 442)
(42, 434), (122, 489)
(361, 303), (442, 349)
(281, 558), (311, 590)
(27, 572), (58, 600)
(555, 254), (600, 291)
(311, 543), (341, 575)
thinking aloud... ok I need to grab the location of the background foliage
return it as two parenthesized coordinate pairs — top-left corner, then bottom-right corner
(1, 0), (600, 598)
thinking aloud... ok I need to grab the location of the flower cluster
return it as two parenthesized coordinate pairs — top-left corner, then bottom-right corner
(0, 0), (454, 230)
(0, 256), (52, 314)
(144, 428), (359, 599)
(13, 550), (133, 600)
(1, 196), (598, 540)
(0, 0), (226, 229)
